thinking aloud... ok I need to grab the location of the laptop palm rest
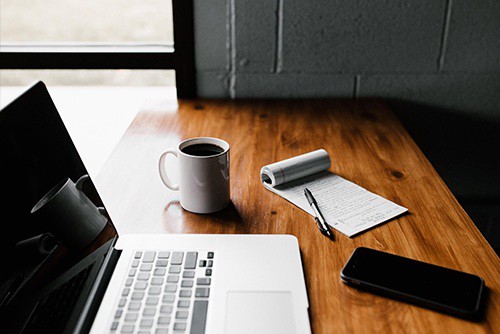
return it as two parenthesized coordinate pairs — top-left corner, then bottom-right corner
(225, 291), (297, 334)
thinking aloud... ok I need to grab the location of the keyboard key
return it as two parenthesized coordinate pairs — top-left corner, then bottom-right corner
(169, 266), (181, 274)
(111, 321), (119, 330)
(183, 271), (195, 278)
(125, 313), (138, 322)
(197, 278), (211, 286)
(176, 310), (189, 319)
(185, 252), (198, 269)
(137, 272), (150, 281)
(171, 252), (184, 265)
(149, 287), (161, 295)
(146, 297), (159, 305)
(167, 275), (179, 283)
(151, 277), (164, 285)
(179, 289), (192, 298)
(135, 281), (148, 290)
(140, 263), (153, 271)
(190, 300), (208, 334)
(143, 251), (156, 263)
(115, 250), (218, 334)
(178, 300), (190, 308)
(160, 304), (173, 314)
(163, 294), (175, 303)
(131, 292), (145, 300)
(121, 324), (135, 333)
(174, 322), (187, 331)
(158, 316), (171, 325)
(154, 268), (167, 276)
(165, 284), (177, 293)
(128, 302), (141, 311)
(125, 278), (133, 287)
(181, 280), (194, 288)
(143, 307), (156, 317)
(158, 251), (170, 259)
(156, 259), (168, 267)
(155, 329), (168, 334)
(140, 318), (154, 328)
(195, 287), (210, 298)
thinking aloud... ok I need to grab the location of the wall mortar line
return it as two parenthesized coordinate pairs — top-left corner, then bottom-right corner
(229, 0), (237, 98)
(353, 75), (360, 98)
(438, 0), (453, 71)
(274, 0), (284, 73)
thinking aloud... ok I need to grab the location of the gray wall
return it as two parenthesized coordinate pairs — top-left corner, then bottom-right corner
(194, 1), (500, 246)
(194, 0), (500, 120)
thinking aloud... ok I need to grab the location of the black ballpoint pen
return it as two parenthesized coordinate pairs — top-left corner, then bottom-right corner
(304, 188), (334, 240)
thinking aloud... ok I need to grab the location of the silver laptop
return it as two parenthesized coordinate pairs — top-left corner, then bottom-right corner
(0, 82), (310, 334)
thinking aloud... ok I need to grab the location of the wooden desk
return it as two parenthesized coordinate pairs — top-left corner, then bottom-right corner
(96, 99), (499, 333)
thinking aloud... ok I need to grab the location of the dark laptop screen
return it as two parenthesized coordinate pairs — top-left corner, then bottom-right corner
(0, 82), (117, 308)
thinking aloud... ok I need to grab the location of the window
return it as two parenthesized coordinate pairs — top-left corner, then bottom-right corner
(0, 0), (195, 97)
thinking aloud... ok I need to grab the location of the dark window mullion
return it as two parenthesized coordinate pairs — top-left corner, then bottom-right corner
(172, 0), (196, 98)
(0, 45), (175, 69)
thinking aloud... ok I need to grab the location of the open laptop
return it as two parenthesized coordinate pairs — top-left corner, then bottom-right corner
(0, 82), (310, 334)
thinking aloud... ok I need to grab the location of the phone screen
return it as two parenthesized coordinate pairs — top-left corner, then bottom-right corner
(341, 247), (484, 315)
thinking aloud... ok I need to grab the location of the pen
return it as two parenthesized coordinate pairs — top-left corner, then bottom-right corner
(304, 188), (334, 240)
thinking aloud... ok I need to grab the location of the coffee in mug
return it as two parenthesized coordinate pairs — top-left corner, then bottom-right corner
(181, 143), (225, 157)
(158, 137), (230, 214)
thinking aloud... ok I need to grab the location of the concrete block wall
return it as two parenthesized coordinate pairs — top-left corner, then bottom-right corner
(194, 0), (500, 119)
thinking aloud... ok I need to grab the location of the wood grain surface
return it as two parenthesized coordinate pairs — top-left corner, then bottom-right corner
(96, 98), (499, 333)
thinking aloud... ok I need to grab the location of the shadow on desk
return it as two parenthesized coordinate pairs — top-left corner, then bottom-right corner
(206, 202), (244, 225)
(387, 100), (500, 254)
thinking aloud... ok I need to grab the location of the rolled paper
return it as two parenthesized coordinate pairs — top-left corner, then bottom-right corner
(260, 149), (331, 188)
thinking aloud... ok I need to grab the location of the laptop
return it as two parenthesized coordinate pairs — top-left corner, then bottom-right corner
(0, 82), (310, 334)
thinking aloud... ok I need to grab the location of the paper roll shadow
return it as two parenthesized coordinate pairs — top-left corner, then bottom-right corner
(30, 175), (107, 251)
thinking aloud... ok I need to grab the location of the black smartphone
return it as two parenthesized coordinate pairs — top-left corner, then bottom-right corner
(340, 247), (485, 318)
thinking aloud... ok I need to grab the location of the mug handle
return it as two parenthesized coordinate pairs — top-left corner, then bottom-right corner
(158, 149), (180, 190)
(75, 174), (90, 190)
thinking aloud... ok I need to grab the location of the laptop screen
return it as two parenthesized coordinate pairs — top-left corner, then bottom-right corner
(0, 82), (117, 309)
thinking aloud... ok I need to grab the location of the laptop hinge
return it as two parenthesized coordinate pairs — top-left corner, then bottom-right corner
(73, 237), (121, 334)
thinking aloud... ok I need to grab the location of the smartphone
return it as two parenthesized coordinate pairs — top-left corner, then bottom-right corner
(340, 247), (485, 318)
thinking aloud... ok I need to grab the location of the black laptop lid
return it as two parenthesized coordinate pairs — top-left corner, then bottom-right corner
(0, 82), (117, 308)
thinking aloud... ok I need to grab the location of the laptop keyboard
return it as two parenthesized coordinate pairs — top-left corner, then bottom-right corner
(110, 250), (214, 334)
(24, 264), (94, 333)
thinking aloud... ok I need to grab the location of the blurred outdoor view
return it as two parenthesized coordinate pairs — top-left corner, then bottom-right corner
(0, 0), (175, 86)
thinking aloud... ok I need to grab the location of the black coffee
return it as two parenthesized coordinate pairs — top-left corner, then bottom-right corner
(181, 143), (224, 156)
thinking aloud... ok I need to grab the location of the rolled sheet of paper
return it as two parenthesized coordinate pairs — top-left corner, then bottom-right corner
(260, 149), (331, 187)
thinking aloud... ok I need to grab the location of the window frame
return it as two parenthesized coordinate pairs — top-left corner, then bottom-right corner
(0, 0), (196, 98)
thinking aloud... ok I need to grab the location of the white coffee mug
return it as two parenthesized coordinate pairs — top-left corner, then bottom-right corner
(158, 137), (230, 213)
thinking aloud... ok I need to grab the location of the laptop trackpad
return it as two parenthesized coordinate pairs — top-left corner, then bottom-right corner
(225, 291), (297, 334)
